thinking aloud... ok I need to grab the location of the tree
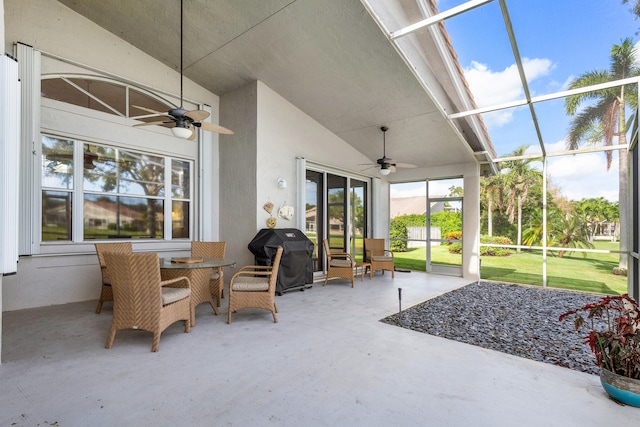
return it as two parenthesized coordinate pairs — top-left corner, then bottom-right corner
(501, 145), (543, 253)
(564, 37), (639, 271)
(550, 214), (595, 258)
(447, 185), (463, 197)
(480, 173), (506, 237)
(574, 197), (619, 238)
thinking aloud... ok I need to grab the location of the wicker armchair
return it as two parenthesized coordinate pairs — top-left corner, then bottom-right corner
(103, 252), (191, 352)
(323, 239), (355, 287)
(227, 246), (283, 324)
(191, 241), (227, 307)
(94, 242), (133, 314)
(364, 238), (395, 278)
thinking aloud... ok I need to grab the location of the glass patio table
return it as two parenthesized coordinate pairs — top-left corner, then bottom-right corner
(159, 257), (236, 326)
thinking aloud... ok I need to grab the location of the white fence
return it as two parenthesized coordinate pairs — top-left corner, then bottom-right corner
(406, 226), (441, 247)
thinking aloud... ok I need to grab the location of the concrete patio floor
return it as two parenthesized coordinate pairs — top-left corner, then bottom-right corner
(1, 271), (638, 426)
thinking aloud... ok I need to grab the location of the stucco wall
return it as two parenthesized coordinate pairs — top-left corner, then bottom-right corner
(220, 80), (377, 268)
(2, 0), (221, 311)
(219, 82), (258, 268)
(4, 0), (215, 105)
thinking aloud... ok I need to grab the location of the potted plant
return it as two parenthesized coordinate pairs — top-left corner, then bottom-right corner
(560, 294), (640, 406)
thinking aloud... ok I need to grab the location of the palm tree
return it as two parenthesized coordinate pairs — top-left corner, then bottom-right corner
(480, 173), (506, 237)
(502, 146), (542, 253)
(564, 37), (639, 271)
(551, 214), (595, 258)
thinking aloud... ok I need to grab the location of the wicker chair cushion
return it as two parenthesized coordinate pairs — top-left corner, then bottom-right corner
(330, 259), (354, 268)
(372, 256), (393, 262)
(161, 287), (191, 305)
(231, 276), (269, 292)
(103, 278), (112, 285)
(210, 272), (220, 280)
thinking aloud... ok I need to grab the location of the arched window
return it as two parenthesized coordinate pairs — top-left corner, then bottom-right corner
(41, 75), (177, 124)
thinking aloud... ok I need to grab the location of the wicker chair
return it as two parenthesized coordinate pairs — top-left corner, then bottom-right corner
(227, 246), (283, 324)
(94, 242), (133, 314)
(364, 238), (395, 278)
(191, 241), (227, 307)
(323, 239), (355, 287)
(103, 252), (191, 352)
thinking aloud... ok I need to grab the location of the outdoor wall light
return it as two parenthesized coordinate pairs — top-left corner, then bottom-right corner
(277, 177), (287, 189)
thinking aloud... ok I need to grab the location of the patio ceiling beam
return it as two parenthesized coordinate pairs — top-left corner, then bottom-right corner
(498, 0), (546, 157)
(389, 0), (494, 40)
(448, 76), (640, 119)
(490, 144), (628, 163)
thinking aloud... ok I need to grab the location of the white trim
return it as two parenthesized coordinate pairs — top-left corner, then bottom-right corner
(0, 55), (20, 274)
(17, 43), (42, 255)
(296, 157), (306, 228)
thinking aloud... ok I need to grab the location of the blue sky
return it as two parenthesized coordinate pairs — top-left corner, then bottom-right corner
(392, 0), (638, 201)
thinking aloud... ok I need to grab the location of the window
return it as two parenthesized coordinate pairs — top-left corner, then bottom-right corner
(41, 135), (192, 242)
(41, 76), (174, 122)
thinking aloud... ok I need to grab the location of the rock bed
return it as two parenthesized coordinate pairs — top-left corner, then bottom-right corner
(381, 281), (609, 375)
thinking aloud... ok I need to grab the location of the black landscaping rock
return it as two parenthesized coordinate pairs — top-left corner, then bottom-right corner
(381, 281), (605, 375)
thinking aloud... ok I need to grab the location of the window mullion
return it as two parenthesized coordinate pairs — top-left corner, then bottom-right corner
(72, 140), (84, 242)
(164, 156), (172, 240)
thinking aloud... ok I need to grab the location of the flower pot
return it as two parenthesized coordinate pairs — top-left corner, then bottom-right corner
(600, 368), (640, 407)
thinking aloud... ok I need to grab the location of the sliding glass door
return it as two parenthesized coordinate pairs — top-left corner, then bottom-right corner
(305, 168), (368, 272)
(350, 178), (367, 261)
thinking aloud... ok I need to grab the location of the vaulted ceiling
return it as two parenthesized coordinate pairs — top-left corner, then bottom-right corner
(57, 0), (493, 177)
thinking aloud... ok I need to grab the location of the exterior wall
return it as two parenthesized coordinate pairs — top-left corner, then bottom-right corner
(2, 0), (221, 311)
(220, 80), (377, 268)
(1, 0), (482, 315)
(219, 82), (258, 269)
(254, 80), (375, 227)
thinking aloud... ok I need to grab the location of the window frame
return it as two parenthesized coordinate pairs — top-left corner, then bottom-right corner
(40, 133), (194, 245)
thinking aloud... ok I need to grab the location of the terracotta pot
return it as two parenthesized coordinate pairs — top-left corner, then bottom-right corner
(600, 368), (640, 407)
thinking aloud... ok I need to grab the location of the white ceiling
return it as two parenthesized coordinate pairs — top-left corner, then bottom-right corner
(57, 0), (490, 175)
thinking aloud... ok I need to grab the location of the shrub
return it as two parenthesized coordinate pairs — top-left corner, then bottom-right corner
(479, 235), (512, 256)
(444, 231), (462, 245)
(448, 242), (462, 254)
(390, 220), (408, 252)
(431, 211), (461, 237)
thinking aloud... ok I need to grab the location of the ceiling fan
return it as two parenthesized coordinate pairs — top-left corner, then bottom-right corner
(132, 0), (233, 140)
(364, 126), (417, 176)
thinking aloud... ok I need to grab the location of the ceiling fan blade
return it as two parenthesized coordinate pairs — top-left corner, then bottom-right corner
(133, 120), (173, 127)
(389, 165), (397, 173)
(131, 105), (166, 115)
(184, 110), (210, 122)
(188, 124), (196, 141)
(197, 121), (235, 135)
(395, 162), (418, 169)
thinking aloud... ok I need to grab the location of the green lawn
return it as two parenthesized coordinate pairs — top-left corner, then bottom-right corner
(393, 241), (628, 295)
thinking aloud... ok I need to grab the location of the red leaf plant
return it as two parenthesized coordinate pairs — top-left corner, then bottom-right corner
(559, 294), (640, 379)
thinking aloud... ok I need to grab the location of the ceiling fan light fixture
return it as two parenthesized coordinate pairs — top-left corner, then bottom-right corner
(379, 167), (391, 176)
(171, 125), (193, 139)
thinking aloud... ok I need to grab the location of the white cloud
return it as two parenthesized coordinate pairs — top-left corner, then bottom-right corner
(547, 152), (619, 201)
(516, 142), (619, 202)
(464, 58), (554, 128)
